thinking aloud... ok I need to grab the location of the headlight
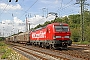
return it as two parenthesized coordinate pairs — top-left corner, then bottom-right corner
(65, 36), (69, 38)
(53, 36), (56, 39)
(56, 36), (61, 38)
(53, 36), (61, 39)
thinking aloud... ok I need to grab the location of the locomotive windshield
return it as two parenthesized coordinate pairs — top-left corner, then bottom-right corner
(55, 25), (69, 32)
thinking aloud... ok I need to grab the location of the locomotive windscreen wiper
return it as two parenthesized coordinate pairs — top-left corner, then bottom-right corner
(61, 26), (64, 32)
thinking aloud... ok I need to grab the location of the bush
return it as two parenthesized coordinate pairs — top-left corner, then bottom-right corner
(80, 41), (90, 44)
(71, 28), (80, 42)
(0, 37), (5, 41)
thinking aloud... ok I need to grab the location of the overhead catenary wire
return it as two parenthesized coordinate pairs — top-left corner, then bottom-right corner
(59, 0), (73, 10)
(0, 1), (10, 22)
(19, 0), (38, 19)
(59, 3), (77, 14)
(60, 0), (63, 9)
(56, 0), (75, 17)
(0, 0), (26, 20)
(0, 3), (9, 16)
(12, 0), (25, 17)
(0, 0), (19, 18)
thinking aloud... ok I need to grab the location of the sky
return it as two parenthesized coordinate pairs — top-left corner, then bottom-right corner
(0, 0), (90, 37)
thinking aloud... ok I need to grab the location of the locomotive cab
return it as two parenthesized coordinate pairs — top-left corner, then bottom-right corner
(47, 23), (72, 49)
(54, 24), (72, 44)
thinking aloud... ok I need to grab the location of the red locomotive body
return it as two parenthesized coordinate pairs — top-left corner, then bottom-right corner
(30, 23), (72, 49)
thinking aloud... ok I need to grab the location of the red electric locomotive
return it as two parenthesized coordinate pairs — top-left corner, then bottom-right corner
(30, 23), (72, 49)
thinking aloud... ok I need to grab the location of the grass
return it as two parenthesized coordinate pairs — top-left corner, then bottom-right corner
(73, 41), (90, 45)
(0, 41), (29, 60)
(0, 41), (12, 59)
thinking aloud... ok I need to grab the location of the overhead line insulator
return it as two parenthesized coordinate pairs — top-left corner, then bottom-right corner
(15, 0), (18, 2)
(9, 0), (18, 2)
(9, 0), (11, 2)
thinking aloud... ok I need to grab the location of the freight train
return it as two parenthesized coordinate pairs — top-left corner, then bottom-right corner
(6, 23), (72, 49)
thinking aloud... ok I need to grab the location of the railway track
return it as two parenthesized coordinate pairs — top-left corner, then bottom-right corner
(57, 44), (90, 60)
(8, 42), (89, 60)
(12, 44), (69, 60)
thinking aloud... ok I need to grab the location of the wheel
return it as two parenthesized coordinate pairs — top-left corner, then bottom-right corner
(50, 44), (53, 49)
(41, 43), (44, 48)
(62, 45), (68, 50)
(43, 43), (46, 49)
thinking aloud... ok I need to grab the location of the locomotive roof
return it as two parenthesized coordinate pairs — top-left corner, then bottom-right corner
(49, 23), (68, 26)
(32, 23), (68, 32)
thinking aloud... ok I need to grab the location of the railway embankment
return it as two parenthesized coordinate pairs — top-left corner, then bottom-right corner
(0, 41), (29, 60)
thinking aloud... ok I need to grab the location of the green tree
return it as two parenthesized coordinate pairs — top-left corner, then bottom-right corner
(0, 37), (5, 41)
(43, 21), (51, 26)
(68, 14), (80, 24)
(84, 11), (90, 26)
(84, 26), (90, 42)
(34, 24), (43, 29)
(62, 16), (69, 23)
(71, 28), (80, 42)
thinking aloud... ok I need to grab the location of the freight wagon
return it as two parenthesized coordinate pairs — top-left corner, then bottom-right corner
(6, 31), (29, 44)
(17, 31), (29, 43)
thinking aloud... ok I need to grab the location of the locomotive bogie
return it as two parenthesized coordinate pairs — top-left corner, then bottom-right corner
(29, 40), (71, 49)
